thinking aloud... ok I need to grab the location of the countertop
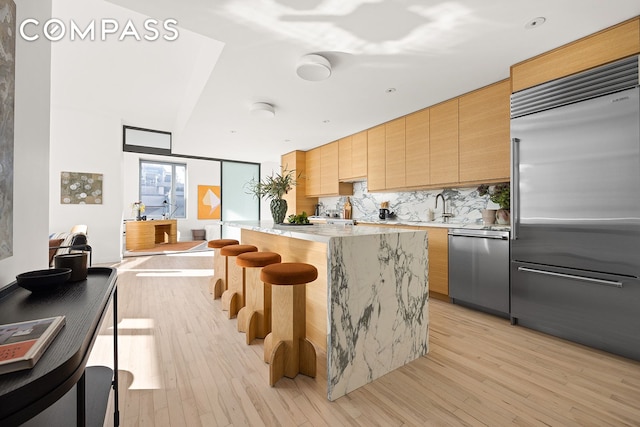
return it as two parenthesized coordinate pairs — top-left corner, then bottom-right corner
(309, 217), (511, 232)
(226, 220), (425, 244)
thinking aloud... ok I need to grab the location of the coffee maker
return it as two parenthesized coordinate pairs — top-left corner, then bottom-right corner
(378, 201), (394, 220)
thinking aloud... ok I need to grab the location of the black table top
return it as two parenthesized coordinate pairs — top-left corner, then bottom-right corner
(0, 267), (117, 424)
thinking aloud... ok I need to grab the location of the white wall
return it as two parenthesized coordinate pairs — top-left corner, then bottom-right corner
(0, 0), (53, 287)
(49, 108), (123, 265)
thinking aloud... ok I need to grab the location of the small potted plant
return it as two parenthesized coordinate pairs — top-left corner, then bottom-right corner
(477, 183), (510, 225)
(245, 167), (297, 224)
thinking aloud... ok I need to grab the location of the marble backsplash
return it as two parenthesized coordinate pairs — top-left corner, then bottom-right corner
(319, 181), (508, 224)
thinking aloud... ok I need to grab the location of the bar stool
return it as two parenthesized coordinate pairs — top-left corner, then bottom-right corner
(260, 262), (318, 386)
(207, 239), (239, 299)
(220, 244), (258, 318)
(236, 251), (282, 345)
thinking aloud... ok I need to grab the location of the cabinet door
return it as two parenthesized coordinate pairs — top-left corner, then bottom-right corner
(427, 227), (449, 295)
(282, 151), (316, 217)
(338, 136), (353, 181)
(367, 125), (386, 192)
(351, 131), (368, 179)
(430, 99), (459, 185)
(306, 147), (321, 196)
(321, 141), (339, 195)
(459, 80), (510, 183)
(385, 117), (406, 189)
(405, 109), (429, 187)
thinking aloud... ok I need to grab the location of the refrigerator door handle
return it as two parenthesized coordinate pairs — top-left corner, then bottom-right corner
(518, 267), (623, 288)
(511, 137), (520, 240)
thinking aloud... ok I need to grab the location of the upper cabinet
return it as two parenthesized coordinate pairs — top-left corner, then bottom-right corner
(281, 151), (317, 217)
(385, 117), (406, 190)
(338, 131), (368, 181)
(458, 80), (510, 184)
(405, 109), (430, 188)
(429, 99), (459, 186)
(366, 125), (386, 192)
(307, 142), (353, 197)
(511, 18), (640, 92)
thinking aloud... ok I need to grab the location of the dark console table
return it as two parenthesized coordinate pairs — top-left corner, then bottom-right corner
(0, 267), (119, 426)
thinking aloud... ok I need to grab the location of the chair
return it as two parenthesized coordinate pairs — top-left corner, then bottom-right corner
(49, 226), (92, 266)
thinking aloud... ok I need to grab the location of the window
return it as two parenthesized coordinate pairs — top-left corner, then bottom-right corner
(139, 160), (186, 219)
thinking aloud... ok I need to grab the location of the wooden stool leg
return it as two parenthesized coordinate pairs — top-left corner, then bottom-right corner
(222, 256), (245, 318)
(237, 307), (248, 333)
(269, 340), (286, 387)
(246, 311), (258, 345)
(264, 333), (273, 363)
(299, 338), (317, 378)
(212, 252), (227, 299)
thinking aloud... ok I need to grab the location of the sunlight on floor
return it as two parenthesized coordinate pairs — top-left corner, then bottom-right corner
(88, 318), (163, 390)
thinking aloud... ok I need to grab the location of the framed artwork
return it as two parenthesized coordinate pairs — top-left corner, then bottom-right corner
(197, 185), (221, 219)
(0, 0), (16, 261)
(60, 171), (103, 204)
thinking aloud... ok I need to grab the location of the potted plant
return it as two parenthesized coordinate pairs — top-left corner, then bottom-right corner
(477, 183), (510, 225)
(246, 167), (297, 224)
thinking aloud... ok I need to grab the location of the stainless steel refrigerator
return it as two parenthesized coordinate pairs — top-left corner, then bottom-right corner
(510, 55), (640, 361)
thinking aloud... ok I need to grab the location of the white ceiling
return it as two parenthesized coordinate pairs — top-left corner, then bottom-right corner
(51, 0), (640, 164)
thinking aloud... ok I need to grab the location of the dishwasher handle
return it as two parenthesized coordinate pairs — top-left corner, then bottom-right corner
(448, 232), (508, 240)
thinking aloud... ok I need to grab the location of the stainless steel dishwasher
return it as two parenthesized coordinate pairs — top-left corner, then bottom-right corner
(448, 228), (510, 316)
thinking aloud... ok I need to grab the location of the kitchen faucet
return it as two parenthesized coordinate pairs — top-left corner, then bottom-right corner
(435, 193), (453, 223)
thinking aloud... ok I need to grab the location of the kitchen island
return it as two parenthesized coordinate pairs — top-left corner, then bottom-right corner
(227, 221), (429, 400)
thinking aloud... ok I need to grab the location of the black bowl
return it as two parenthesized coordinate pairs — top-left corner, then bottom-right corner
(16, 268), (72, 292)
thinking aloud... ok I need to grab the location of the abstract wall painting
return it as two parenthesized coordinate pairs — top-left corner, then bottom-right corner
(197, 185), (221, 219)
(60, 172), (104, 204)
(0, 0), (16, 261)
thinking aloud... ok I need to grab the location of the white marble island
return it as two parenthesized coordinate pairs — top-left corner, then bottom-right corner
(227, 221), (429, 401)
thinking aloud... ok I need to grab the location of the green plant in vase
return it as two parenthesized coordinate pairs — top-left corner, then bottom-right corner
(246, 167), (297, 224)
(477, 183), (510, 225)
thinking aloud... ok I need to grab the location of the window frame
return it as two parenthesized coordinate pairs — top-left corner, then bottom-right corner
(139, 159), (187, 219)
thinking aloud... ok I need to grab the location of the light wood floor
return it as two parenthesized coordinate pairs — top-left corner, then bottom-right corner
(89, 252), (640, 426)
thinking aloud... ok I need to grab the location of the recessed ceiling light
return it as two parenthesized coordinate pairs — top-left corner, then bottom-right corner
(250, 102), (275, 118)
(296, 54), (332, 81)
(386, 88), (397, 93)
(525, 17), (546, 29)
(284, 139), (291, 142)
(230, 130), (237, 134)
(323, 119), (330, 124)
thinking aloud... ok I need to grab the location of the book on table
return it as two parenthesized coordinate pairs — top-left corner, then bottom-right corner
(0, 316), (66, 375)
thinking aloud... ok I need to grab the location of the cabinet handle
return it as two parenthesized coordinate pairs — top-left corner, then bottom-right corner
(518, 267), (623, 288)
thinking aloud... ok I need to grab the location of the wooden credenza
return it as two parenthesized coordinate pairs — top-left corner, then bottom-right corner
(125, 219), (177, 250)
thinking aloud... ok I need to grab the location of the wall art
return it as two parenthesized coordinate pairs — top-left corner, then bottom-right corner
(197, 185), (221, 219)
(60, 171), (103, 204)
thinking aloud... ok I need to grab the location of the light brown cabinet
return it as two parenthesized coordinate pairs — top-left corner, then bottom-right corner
(429, 99), (459, 186)
(366, 125), (386, 192)
(511, 18), (640, 92)
(339, 131), (368, 181)
(458, 80), (510, 184)
(425, 227), (449, 296)
(385, 117), (406, 189)
(306, 142), (353, 197)
(405, 109), (430, 188)
(281, 151), (317, 218)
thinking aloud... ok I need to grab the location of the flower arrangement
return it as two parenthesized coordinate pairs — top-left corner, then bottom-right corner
(245, 167), (298, 223)
(477, 183), (510, 210)
(132, 201), (146, 220)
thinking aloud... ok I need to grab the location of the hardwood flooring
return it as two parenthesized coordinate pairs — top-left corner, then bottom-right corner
(89, 252), (640, 426)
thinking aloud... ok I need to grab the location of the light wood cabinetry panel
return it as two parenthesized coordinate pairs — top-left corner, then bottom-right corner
(307, 142), (352, 197)
(367, 125), (386, 192)
(458, 80), (511, 184)
(430, 99), (459, 185)
(511, 18), (640, 92)
(405, 109), (430, 187)
(385, 117), (406, 189)
(351, 131), (368, 179)
(281, 151), (318, 217)
(305, 147), (321, 196)
(426, 227), (449, 296)
(321, 142), (340, 195)
(338, 136), (353, 181)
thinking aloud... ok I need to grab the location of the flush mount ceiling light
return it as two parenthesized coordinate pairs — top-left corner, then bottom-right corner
(525, 17), (546, 29)
(250, 102), (275, 118)
(296, 54), (332, 81)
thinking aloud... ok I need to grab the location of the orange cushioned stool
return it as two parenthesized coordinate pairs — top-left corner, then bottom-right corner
(220, 244), (258, 318)
(260, 262), (318, 386)
(236, 252), (282, 345)
(207, 239), (239, 299)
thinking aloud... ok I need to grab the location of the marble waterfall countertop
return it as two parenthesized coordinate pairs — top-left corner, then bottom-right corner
(309, 216), (511, 232)
(228, 220), (429, 401)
